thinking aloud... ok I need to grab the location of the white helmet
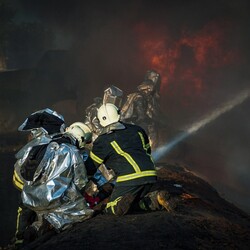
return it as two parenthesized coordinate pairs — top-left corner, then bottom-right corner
(66, 122), (92, 148)
(97, 103), (120, 127)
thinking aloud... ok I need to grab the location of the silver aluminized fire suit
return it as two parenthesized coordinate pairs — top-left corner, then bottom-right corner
(20, 135), (94, 231)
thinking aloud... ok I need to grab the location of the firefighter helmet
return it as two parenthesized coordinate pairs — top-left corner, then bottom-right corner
(97, 103), (120, 127)
(66, 122), (92, 148)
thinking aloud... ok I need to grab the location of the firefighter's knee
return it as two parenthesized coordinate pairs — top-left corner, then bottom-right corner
(105, 194), (135, 216)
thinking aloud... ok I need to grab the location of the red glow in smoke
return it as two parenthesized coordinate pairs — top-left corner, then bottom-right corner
(134, 21), (242, 105)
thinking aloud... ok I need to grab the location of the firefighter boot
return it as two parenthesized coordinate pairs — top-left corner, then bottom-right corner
(157, 190), (173, 212)
(141, 190), (173, 212)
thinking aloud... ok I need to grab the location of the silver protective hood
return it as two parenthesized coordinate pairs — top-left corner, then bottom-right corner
(21, 140), (94, 231)
(18, 108), (66, 135)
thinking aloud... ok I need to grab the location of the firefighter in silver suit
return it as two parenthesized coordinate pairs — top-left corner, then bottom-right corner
(83, 97), (103, 140)
(121, 70), (161, 149)
(12, 108), (66, 248)
(16, 115), (94, 245)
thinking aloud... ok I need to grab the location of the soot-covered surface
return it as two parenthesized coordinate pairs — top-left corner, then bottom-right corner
(10, 163), (249, 250)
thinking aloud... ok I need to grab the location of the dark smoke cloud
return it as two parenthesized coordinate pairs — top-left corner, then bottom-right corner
(2, 0), (250, 212)
(14, 0), (250, 98)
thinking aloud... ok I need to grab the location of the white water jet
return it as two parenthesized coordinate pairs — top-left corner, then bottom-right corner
(152, 89), (250, 162)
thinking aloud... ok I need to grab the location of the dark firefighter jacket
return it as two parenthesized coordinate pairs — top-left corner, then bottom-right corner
(90, 122), (157, 186)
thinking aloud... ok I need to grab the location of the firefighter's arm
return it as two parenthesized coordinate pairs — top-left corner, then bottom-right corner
(84, 156), (98, 176)
(89, 151), (103, 167)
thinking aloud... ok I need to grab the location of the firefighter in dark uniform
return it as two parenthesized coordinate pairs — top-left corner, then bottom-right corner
(90, 103), (171, 216)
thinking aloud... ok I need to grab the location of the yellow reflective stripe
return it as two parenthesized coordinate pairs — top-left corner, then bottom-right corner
(117, 170), (157, 182)
(111, 141), (141, 173)
(15, 239), (24, 244)
(138, 132), (154, 162)
(138, 132), (150, 150)
(15, 206), (22, 236)
(106, 196), (122, 215)
(90, 151), (103, 164)
(13, 171), (24, 190)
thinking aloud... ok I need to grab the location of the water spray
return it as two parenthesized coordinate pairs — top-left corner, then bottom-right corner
(152, 89), (250, 162)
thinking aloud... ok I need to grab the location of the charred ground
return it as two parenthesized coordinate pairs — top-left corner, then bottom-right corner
(16, 163), (250, 250)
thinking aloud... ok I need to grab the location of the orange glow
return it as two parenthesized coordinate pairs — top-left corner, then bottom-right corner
(134, 21), (242, 107)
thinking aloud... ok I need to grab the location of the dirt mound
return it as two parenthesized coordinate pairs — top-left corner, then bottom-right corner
(17, 163), (250, 250)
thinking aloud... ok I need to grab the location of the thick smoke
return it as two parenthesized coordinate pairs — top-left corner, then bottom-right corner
(2, 0), (250, 212)
(11, 0), (250, 116)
